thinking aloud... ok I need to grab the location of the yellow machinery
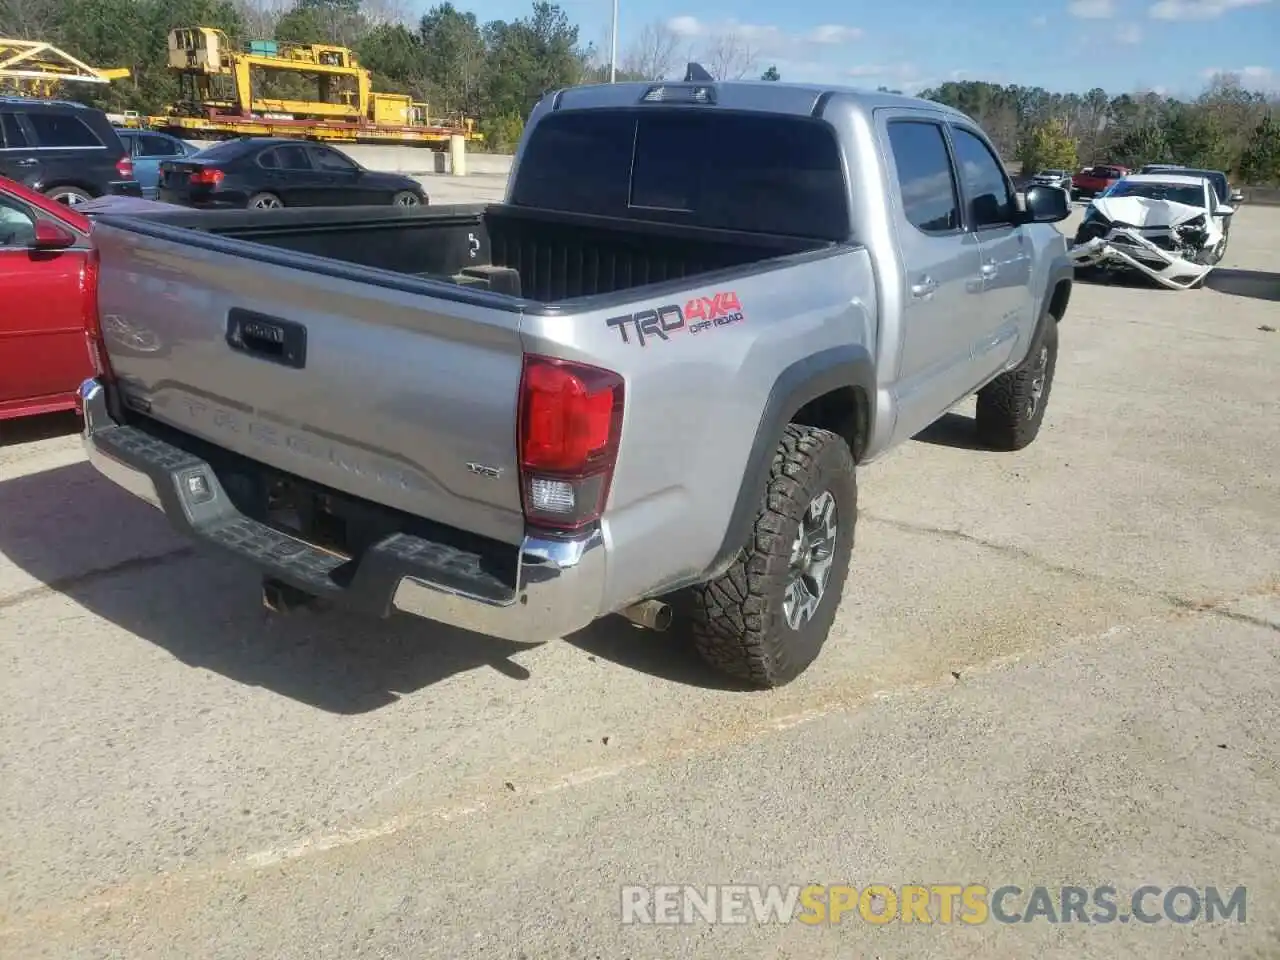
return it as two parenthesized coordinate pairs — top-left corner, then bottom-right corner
(155, 27), (480, 146)
(0, 38), (129, 96)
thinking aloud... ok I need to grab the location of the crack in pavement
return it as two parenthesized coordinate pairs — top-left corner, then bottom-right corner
(0, 546), (198, 613)
(861, 512), (1275, 615)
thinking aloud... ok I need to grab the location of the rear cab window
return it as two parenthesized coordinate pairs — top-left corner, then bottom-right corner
(510, 109), (851, 240)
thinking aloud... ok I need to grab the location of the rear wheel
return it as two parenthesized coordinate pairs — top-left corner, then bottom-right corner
(391, 190), (423, 207)
(676, 424), (857, 688)
(247, 192), (283, 210)
(45, 185), (94, 206)
(975, 318), (1059, 451)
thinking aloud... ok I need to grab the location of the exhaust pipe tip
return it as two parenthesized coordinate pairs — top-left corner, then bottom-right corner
(620, 599), (673, 632)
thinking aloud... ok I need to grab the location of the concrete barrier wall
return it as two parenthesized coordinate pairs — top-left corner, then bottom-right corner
(187, 140), (513, 177)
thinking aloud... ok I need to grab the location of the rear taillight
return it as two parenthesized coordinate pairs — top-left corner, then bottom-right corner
(517, 355), (624, 532)
(81, 247), (114, 383)
(189, 168), (224, 186)
(115, 154), (133, 179)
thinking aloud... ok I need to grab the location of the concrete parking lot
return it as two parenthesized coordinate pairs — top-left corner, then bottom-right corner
(0, 202), (1277, 958)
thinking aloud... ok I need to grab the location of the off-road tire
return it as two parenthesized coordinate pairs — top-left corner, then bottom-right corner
(676, 424), (857, 688)
(975, 318), (1059, 451)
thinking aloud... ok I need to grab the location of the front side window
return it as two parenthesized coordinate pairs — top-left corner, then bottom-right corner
(949, 126), (1015, 228)
(0, 196), (36, 247)
(311, 147), (357, 172)
(0, 112), (27, 148)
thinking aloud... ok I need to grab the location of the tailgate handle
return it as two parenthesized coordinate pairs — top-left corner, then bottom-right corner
(226, 309), (307, 369)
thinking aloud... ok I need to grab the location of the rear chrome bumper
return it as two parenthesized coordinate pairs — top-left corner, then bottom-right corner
(78, 378), (606, 642)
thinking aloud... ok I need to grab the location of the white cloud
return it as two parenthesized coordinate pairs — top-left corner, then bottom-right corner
(664, 15), (863, 49)
(1149, 0), (1271, 19)
(1201, 65), (1277, 87)
(1115, 22), (1145, 41)
(666, 15), (702, 37)
(805, 24), (864, 44)
(1068, 0), (1116, 17)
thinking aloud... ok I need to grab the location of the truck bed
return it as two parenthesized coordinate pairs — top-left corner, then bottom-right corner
(88, 203), (841, 553)
(128, 202), (832, 302)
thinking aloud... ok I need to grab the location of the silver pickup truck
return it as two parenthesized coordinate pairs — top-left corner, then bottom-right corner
(79, 78), (1074, 688)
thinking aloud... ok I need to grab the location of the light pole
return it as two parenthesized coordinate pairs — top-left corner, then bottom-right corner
(609, 0), (618, 82)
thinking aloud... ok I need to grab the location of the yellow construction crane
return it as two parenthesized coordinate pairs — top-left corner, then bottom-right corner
(0, 38), (129, 96)
(153, 27), (480, 146)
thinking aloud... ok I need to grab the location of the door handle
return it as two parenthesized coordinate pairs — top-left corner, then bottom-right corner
(910, 276), (938, 300)
(14, 158), (37, 167)
(980, 261), (999, 280)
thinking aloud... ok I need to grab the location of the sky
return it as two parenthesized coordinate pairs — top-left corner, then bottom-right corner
(447, 0), (1280, 97)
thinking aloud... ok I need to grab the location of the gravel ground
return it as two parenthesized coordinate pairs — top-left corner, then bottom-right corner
(0, 201), (1277, 959)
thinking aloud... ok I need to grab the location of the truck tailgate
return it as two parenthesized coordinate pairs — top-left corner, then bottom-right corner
(92, 220), (527, 546)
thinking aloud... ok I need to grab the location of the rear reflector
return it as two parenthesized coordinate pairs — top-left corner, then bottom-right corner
(518, 355), (624, 531)
(189, 168), (225, 186)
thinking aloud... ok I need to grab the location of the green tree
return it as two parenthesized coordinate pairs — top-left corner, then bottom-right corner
(1018, 120), (1076, 173)
(1239, 115), (1280, 185)
(760, 64), (779, 81)
(419, 3), (485, 115)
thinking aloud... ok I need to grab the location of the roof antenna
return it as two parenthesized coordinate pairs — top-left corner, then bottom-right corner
(683, 62), (714, 82)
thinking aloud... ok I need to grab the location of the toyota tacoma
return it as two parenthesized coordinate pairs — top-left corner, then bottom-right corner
(78, 74), (1074, 687)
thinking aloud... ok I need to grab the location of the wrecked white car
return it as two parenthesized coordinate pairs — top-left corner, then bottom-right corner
(1069, 174), (1234, 289)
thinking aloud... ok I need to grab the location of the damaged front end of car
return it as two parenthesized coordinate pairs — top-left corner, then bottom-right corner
(1069, 200), (1225, 290)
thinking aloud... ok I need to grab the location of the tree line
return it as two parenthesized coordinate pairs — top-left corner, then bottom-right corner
(2, 0), (1277, 179)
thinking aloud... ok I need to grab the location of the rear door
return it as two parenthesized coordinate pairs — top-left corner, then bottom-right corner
(0, 191), (91, 415)
(20, 110), (111, 188)
(0, 110), (41, 187)
(881, 115), (987, 442)
(945, 122), (1034, 383)
(260, 143), (325, 206)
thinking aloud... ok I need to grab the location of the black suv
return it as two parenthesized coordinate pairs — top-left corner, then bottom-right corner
(0, 97), (142, 205)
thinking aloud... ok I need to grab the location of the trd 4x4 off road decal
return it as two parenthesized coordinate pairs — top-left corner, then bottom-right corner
(605, 291), (745, 347)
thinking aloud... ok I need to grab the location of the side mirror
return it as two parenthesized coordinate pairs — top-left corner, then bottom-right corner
(1217, 204), (1235, 217)
(31, 220), (77, 251)
(1021, 184), (1071, 224)
(1229, 190), (1243, 203)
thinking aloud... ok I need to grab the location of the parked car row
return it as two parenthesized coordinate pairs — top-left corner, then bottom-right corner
(2, 97), (434, 425)
(1, 97), (429, 210)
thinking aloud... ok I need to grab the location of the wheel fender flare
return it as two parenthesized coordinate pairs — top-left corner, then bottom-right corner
(705, 344), (875, 580)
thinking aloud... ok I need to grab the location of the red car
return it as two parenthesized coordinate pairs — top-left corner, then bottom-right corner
(1070, 164), (1130, 200)
(0, 176), (98, 421)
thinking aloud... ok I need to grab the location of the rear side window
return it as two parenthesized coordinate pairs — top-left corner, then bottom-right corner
(1, 112), (28, 148)
(25, 112), (103, 148)
(260, 144), (311, 170)
(887, 121), (959, 233)
(511, 109), (850, 240)
(137, 134), (181, 157)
